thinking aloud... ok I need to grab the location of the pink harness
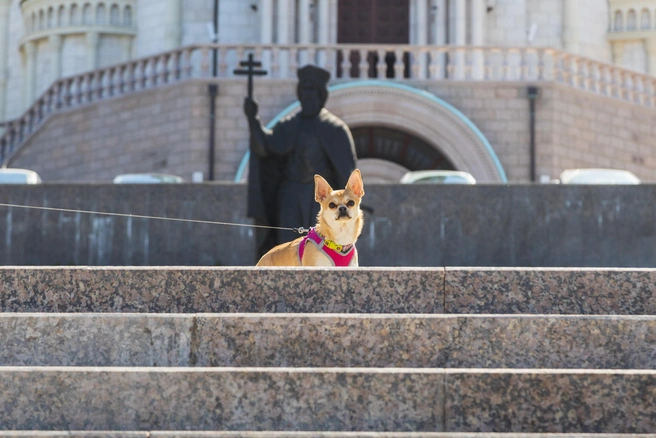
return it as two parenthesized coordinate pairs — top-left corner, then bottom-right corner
(298, 228), (356, 266)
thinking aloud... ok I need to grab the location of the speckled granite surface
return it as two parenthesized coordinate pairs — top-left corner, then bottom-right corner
(0, 368), (444, 431)
(4, 267), (656, 314)
(444, 268), (656, 314)
(2, 314), (656, 369)
(445, 370), (656, 433)
(0, 268), (443, 314)
(1, 433), (655, 438)
(1, 368), (655, 433)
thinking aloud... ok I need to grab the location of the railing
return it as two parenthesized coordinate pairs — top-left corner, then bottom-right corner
(2, 43), (656, 165)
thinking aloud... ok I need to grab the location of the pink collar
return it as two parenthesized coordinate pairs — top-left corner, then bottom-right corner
(298, 228), (356, 266)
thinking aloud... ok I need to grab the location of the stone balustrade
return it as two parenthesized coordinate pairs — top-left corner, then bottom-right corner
(2, 43), (656, 165)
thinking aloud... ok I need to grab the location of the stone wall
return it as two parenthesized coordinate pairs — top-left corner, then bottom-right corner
(10, 78), (656, 184)
(1, 184), (656, 267)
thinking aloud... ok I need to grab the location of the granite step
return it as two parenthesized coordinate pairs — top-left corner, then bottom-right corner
(2, 267), (656, 314)
(1, 313), (656, 369)
(1, 433), (654, 438)
(0, 367), (654, 433)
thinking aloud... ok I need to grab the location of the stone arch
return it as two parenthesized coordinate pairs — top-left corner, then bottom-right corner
(82, 3), (93, 24)
(627, 9), (637, 30)
(123, 5), (132, 26)
(57, 4), (66, 26)
(97, 3), (106, 24)
(641, 8), (651, 29)
(47, 7), (54, 28)
(110, 4), (120, 25)
(70, 3), (79, 25)
(614, 10), (623, 31)
(235, 81), (506, 183)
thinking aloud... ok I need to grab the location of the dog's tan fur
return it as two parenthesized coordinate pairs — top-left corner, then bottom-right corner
(256, 169), (365, 267)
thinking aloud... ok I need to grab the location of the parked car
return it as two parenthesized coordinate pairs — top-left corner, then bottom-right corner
(113, 173), (184, 184)
(0, 168), (42, 184)
(400, 170), (476, 184)
(558, 168), (640, 185)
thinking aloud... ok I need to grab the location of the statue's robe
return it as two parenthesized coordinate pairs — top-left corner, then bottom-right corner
(248, 108), (357, 258)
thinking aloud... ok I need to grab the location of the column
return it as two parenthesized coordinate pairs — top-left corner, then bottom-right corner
(435, 0), (447, 45)
(86, 32), (99, 71)
(23, 41), (36, 108)
(563, 0), (579, 54)
(49, 35), (62, 84)
(277, 0), (290, 77)
(645, 38), (656, 76)
(471, 0), (485, 79)
(260, 0), (273, 72)
(163, 0), (182, 50)
(452, 0), (466, 79)
(416, 0), (428, 79)
(0, 0), (10, 124)
(299, 0), (311, 65)
(318, 0), (329, 66)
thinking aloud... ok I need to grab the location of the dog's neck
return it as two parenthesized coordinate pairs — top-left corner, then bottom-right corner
(315, 211), (363, 246)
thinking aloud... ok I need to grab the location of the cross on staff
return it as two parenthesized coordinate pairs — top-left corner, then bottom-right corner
(233, 53), (268, 99)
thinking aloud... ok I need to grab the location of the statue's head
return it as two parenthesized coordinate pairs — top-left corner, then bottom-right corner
(296, 65), (330, 118)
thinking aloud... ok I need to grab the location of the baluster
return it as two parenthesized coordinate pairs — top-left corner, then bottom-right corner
(411, 47), (420, 79)
(472, 47), (484, 80)
(289, 47), (298, 77)
(200, 47), (210, 77)
(597, 65), (607, 96)
(118, 65), (127, 93)
(141, 60), (150, 89)
(377, 49), (387, 78)
(85, 73), (94, 101)
(340, 48), (350, 79)
(307, 47), (316, 67)
(150, 57), (160, 86)
(0, 135), (6, 162)
(359, 49), (368, 79)
(394, 49), (404, 79)
(18, 119), (25, 142)
(97, 70), (105, 99)
(615, 70), (624, 100)
(323, 48), (335, 77)
(8, 121), (16, 150)
(74, 76), (83, 104)
(160, 54), (171, 83)
(183, 48), (193, 78)
(271, 47), (280, 78)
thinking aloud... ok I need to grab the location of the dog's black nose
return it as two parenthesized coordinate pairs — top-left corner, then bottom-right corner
(339, 206), (347, 213)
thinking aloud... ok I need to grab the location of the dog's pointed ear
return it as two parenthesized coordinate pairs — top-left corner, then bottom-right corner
(346, 169), (365, 197)
(315, 174), (333, 202)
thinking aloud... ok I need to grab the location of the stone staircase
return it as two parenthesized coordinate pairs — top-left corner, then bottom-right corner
(1, 267), (655, 436)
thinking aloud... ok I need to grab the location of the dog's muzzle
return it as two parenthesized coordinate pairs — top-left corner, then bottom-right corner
(337, 206), (350, 219)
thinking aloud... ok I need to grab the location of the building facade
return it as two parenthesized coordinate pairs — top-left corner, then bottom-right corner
(1, 0), (656, 183)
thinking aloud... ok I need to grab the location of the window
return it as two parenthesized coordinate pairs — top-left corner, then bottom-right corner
(614, 10), (623, 31)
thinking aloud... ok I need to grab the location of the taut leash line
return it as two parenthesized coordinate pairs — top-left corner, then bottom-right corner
(0, 203), (309, 234)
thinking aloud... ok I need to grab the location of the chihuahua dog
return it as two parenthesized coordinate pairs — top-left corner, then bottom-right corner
(256, 169), (365, 267)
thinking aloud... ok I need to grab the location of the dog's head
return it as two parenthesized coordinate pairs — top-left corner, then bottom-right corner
(314, 169), (365, 228)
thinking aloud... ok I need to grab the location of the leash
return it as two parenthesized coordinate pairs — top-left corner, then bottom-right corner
(0, 202), (309, 235)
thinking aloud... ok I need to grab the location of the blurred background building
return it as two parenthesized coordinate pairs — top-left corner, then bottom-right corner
(1, 0), (655, 183)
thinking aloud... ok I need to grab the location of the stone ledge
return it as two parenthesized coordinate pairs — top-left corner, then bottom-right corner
(2, 314), (656, 369)
(0, 368), (654, 432)
(2, 267), (656, 314)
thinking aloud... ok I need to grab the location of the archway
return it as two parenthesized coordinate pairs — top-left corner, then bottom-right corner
(235, 81), (507, 183)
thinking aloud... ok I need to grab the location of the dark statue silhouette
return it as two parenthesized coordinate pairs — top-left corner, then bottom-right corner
(244, 65), (357, 259)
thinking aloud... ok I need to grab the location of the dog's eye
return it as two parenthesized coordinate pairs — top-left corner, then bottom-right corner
(329, 202), (337, 209)
(347, 200), (355, 207)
